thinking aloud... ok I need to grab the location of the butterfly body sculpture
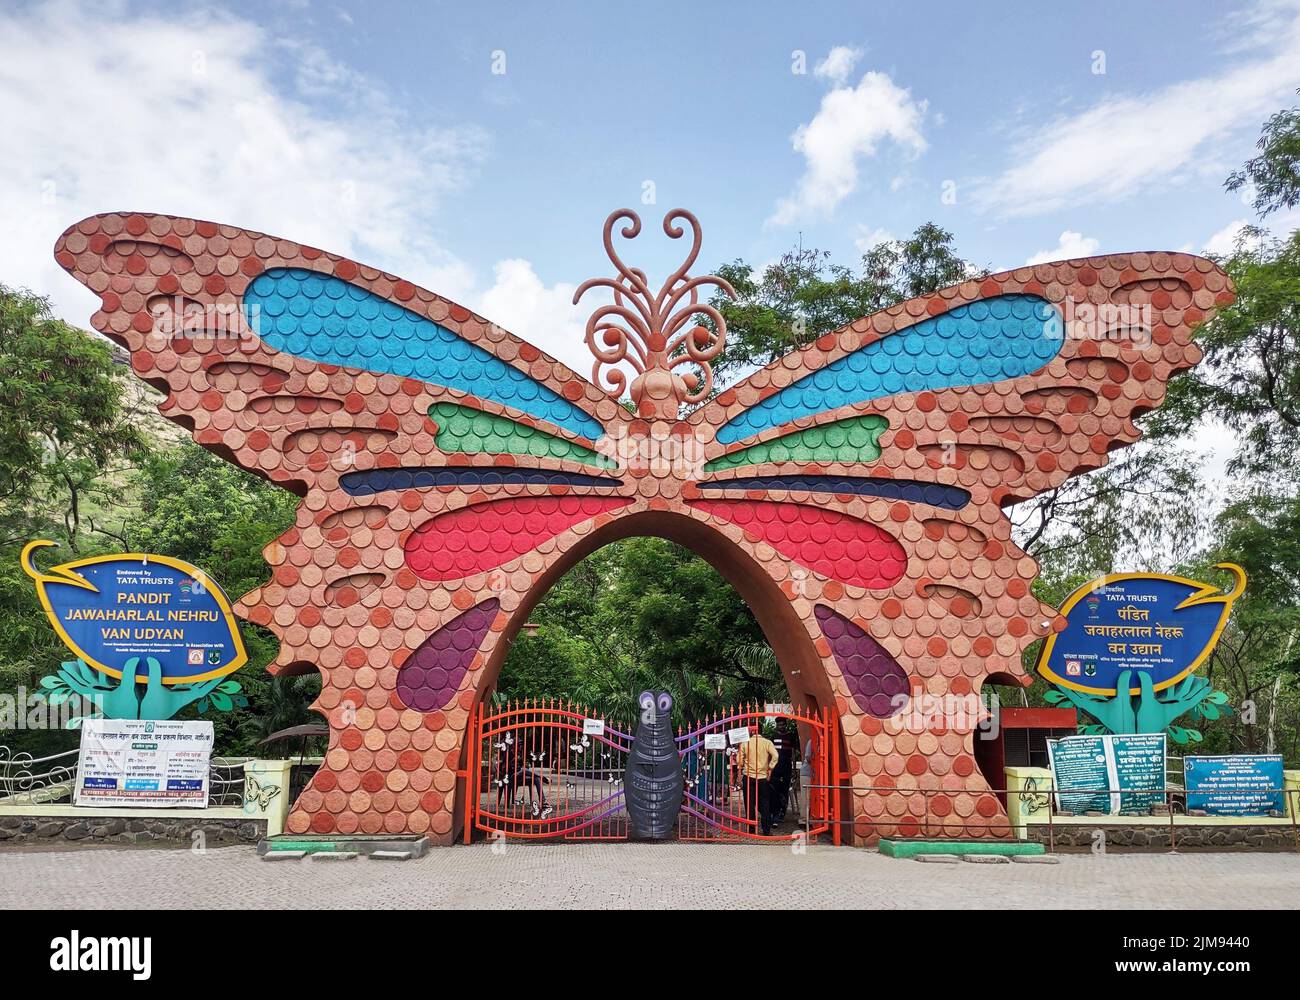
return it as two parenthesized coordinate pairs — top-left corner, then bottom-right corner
(54, 208), (1231, 843)
(625, 691), (685, 839)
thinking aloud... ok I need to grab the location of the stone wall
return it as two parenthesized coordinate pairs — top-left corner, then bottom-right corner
(0, 814), (265, 846)
(1025, 823), (1298, 850)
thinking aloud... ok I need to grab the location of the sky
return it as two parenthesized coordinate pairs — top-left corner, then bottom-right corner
(2, 0), (1299, 501)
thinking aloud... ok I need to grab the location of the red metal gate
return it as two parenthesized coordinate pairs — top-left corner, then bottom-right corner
(462, 699), (634, 841)
(461, 699), (840, 844)
(677, 705), (838, 843)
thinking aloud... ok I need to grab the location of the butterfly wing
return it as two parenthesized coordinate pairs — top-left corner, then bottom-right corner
(686, 253), (1231, 836)
(55, 214), (622, 491)
(56, 212), (640, 838)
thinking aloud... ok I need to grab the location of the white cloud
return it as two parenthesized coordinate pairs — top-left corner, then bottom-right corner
(1201, 206), (1300, 255)
(769, 68), (927, 226)
(813, 46), (863, 87)
(974, 0), (1300, 216)
(1025, 230), (1101, 265)
(853, 225), (895, 253)
(0, 0), (486, 325)
(474, 259), (593, 376)
(1202, 218), (1253, 256)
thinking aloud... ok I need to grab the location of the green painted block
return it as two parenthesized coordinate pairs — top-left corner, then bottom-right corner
(429, 402), (614, 469)
(265, 839), (342, 853)
(260, 834), (428, 857)
(878, 838), (1045, 858)
(704, 414), (887, 472)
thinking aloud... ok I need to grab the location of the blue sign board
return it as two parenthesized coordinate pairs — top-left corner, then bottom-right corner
(22, 542), (246, 685)
(1037, 565), (1245, 696)
(1047, 733), (1167, 815)
(1184, 755), (1285, 816)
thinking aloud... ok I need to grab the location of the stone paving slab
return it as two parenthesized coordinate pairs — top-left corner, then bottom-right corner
(2, 843), (1298, 909)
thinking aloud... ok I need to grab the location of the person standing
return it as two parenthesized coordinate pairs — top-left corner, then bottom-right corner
(736, 725), (779, 836)
(770, 718), (799, 825)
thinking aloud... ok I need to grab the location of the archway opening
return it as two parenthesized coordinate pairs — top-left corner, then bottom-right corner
(460, 510), (846, 843)
(482, 509), (839, 723)
(493, 536), (790, 722)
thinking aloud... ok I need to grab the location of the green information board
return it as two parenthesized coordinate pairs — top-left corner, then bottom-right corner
(1047, 733), (1167, 814)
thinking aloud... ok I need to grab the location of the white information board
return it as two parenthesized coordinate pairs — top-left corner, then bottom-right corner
(74, 719), (214, 808)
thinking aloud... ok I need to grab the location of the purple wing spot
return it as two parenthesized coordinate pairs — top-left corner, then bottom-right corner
(814, 604), (910, 719)
(396, 598), (500, 712)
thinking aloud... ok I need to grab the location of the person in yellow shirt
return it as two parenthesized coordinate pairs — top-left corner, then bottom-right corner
(735, 726), (779, 836)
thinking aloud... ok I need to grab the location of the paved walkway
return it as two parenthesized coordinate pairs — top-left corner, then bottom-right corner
(4, 843), (1299, 908)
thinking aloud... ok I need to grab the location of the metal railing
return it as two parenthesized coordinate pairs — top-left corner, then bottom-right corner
(208, 757), (250, 806)
(0, 744), (251, 808)
(797, 780), (1300, 852)
(0, 745), (78, 806)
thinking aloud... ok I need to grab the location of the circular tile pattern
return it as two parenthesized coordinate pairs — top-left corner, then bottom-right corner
(404, 496), (633, 582)
(687, 498), (907, 589)
(53, 211), (1230, 845)
(396, 599), (499, 712)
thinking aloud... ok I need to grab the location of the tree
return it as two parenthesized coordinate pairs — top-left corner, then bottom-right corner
(497, 537), (778, 723)
(872, 221), (983, 301)
(1226, 88), (1300, 218)
(1013, 445), (1207, 574)
(0, 286), (146, 550)
(495, 627), (585, 703)
(1192, 494), (1300, 757)
(127, 443), (298, 599)
(1148, 228), (1300, 478)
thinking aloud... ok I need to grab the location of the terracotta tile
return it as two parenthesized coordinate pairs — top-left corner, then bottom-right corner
(53, 212), (1229, 846)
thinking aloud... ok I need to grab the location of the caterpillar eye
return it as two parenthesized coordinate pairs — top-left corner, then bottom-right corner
(638, 691), (655, 711)
(657, 693), (673, 712)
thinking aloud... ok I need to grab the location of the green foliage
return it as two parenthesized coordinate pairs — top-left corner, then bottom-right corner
(126, 443), (298, 598)
(498, 537), (780, 723)
(1226, 88), (1300, 218)
(0, 547), (71, 691)
(1152, 228), (1300, 477)
(0, 285), (146, 550)
(1014, 444), (1207, 578)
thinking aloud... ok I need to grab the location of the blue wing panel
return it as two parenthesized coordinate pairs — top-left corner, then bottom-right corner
(716, 294), (1062, 445)
(244, 268), (604, 441)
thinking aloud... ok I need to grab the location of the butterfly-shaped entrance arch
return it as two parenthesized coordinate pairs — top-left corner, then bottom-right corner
(53, 209), (1231, 844)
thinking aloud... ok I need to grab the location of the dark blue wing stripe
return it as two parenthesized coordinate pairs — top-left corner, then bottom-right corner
(696, 475), (969, 510)
(341, 468), (622, 497)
